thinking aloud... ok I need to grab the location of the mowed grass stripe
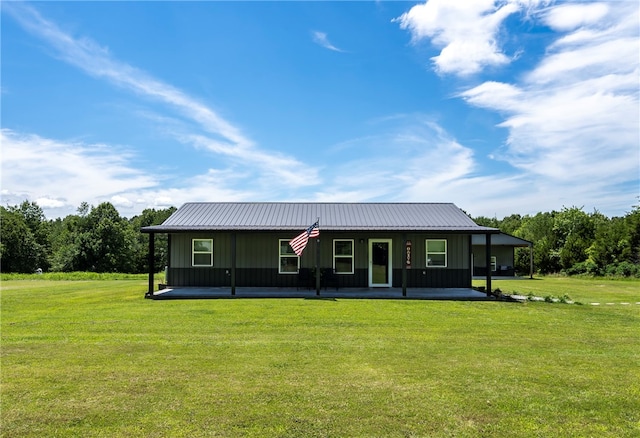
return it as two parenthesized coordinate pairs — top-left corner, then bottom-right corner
(1, 279), (639, 437)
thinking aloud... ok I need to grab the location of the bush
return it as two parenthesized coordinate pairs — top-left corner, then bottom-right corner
(564, 260), (600, 276)
(605, 261), (640, 278)
(559, 294), (572, 304)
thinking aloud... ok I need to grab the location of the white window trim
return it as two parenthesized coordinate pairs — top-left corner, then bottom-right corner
(426, 239), (447, 268)
(192, 238), (213, 267)
(333, 239), (354, 274)
(278, 239), (300, 274)
(491, 256), (497, 272)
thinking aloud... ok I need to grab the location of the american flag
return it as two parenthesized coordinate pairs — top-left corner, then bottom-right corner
(289, 221), (320, 256)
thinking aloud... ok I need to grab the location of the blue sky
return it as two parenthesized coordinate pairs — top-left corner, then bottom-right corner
(2, 1), (638, 219)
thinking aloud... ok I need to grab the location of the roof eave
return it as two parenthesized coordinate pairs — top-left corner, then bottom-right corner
(141, 226), (500, 234)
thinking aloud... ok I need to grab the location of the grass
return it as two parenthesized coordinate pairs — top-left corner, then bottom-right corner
(473, 276), (640, 303)
(0, 272), (162, 282)
(1, 277), (639, 437)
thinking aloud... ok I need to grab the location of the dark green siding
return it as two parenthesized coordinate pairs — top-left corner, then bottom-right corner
(168, 232), (471, 288)
(472, 245), (516, 276)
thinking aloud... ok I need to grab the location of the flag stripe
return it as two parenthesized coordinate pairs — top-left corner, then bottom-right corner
(289, 221), (319, 257)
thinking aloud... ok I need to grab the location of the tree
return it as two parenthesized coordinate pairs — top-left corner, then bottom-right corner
(473, 216), (500, 229)
(518, 212), (561, 274)
(0, 207), (42, 272)
(587, 216), (629, 274)
(551, 207), (595, 271)
(49, 202), (138, 272)
(49, 213), (86, 272)
(79, 202), (136, 272)
(625, 205), (640, 264)
(2, 201), (50, 272)
(129, 207), (176, 273)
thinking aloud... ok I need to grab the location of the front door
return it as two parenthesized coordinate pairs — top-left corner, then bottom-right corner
(369, 239), (392, 287)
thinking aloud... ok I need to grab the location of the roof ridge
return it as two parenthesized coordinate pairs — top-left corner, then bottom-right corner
(182, 201), (456, 205)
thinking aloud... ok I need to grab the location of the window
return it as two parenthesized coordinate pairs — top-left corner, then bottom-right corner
(279, 239), (299, 274)
(192, 239), (213, 267)
(491, 256), (497, 272)
(333, 239), (354, 274)
(426, 239), (447, 267)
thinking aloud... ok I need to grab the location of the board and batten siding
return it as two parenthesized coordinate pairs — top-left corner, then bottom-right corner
(473, 245), (515, 276)
(170, 233), (232, 268)
(168, 232), (471, 288)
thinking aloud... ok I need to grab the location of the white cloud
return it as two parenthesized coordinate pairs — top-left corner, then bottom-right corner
(394, 0), (548, 76)
(3, 2), (320, 194)
(153, 196), (173, 207)
(458, 1), (639, 214)
(543, 3), (609, 31)
(0, 129), (158, 214)
(315, 118), (480, 203)
(111, 195), (133, 208)
(0, 129), (273, 217)
(312, 31), (345, 52)
(182, 134), (319, 187)
(34, 197), (66, 209)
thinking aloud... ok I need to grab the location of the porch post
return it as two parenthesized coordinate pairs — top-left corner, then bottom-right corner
(231, 232), (236, 296)
(529, 243), (534, 279)
(485, 232), (492, 296)
(146, 232), (155, 298)
(402, 233), (407, 297)
(315, 236), (321, 296)
(166, 234), (171, 285)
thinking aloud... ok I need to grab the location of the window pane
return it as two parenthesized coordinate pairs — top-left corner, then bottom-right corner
(194, 239), (212, 252)
(280, 241), (295, 255)
(427, 240), (446, 252)
(335, 241), (353, 256)
(280, 256), (298, 273)
(194, 253), (212, 266)
(335, 257), (353, 274)
(427, 254), (446, 267)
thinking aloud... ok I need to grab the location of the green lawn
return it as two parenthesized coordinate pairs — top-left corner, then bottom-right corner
(1, 277), (639, 437)
(473, 276), (640, 303)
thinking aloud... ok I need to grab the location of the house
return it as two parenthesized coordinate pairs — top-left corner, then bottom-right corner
(141, 202), (499, 297)
(472, 233), (533, 278)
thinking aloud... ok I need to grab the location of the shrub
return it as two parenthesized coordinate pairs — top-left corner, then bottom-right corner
(605, 262), (640, 278)
(559, 294), (572, 304)
(564, 260), (600, 276)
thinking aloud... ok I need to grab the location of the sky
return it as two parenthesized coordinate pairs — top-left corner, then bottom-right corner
(1, 0), (639, 219)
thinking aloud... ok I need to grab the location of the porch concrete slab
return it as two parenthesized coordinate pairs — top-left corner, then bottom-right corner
(150, 287), (491, 300)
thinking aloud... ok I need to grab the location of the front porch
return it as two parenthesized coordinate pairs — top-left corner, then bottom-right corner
(148, 286), (491, 300)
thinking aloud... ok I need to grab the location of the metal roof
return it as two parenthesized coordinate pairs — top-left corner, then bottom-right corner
(472, 232), (532, 247)
(141, 202), (499, 233)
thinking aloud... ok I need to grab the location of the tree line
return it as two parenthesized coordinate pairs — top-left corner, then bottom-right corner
(1, 201), (175, 274)
(474, 205), (640, 277)
(1, 200), (639, 277)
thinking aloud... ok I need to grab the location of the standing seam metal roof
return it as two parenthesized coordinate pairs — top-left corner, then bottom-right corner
(472, 233), (532, 246)
(141, 202), (499, 233)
